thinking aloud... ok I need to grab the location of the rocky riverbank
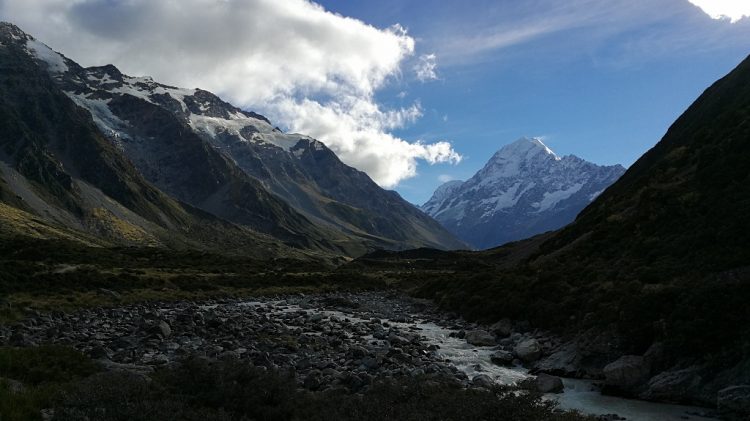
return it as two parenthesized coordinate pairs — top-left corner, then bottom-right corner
(2, 292), (466, 394)
(0, 292), (580, 395)
(0, 291), (744, 420)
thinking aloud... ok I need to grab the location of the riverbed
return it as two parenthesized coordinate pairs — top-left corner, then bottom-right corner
(402, 318), (718, 421)
(1, 292), (719, 420)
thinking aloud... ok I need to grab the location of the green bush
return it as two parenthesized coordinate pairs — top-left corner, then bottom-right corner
(49, 358), (592, 421)
(0, 346), (100, 385)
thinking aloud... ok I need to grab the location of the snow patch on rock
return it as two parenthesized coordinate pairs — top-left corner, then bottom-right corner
(25, 39), (67, 74)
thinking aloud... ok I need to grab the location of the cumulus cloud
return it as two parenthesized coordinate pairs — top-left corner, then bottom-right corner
(0, 0), (460, 187)
(276, 96), (459, 187)
(687, 0), (750, 23)
(414, 53), (438, 81)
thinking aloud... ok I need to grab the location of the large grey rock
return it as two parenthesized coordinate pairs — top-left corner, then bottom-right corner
(489, 319), (513, 337)
(532, 343), (580, 377)
(514, 339), (542, 363)
(603, 355), (650, 389)
(146, 320), (172, 338)
(534, 373), (565, 393)
(640, 366), (703, 402)
(490, 350), (515, 366)
(717, 385), (750, 421)
(472, 374), (495, 388)
(465, 330), (496, 346)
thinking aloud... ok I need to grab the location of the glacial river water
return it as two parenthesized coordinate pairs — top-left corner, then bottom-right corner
(408, 320), (719, 421)
(243, 300), (718, 421)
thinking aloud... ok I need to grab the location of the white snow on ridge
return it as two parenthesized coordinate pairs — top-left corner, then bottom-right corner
(532, 182), (583, 212)
(64, 93), (130, 150)
(480, 182), (522, 215)
(420, 180), (464, 215)
(189, 114), (311, 151)
(62, 65), (315, 156)
(25, 39), (67, 74)
(109, 75), (197, 113)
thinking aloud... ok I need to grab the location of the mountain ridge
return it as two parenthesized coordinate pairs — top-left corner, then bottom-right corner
(0, 22), (465, 255)
(422, 137), (624, 249)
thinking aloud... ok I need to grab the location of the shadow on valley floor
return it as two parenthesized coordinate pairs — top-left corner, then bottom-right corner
(0, 346), (593, 421)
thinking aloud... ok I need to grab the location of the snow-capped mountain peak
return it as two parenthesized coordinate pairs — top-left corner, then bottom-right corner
(491, 137), (559, 162)
(421, 179), (464, 216)
(422, 137), (625, 249)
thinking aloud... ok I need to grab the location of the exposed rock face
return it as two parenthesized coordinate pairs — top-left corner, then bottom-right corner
(0, 22), (465, 255)
(514, 339), (542, 363)
(51, 35), (464, 253)
(421, 137), (624, 249)
(717, 386), (750, 421)
(532, 343), (581, 377)
(640, 366), (703, 403)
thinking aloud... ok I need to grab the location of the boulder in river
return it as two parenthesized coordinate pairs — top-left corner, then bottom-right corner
(535, 373), (564, 393)
(490, 350), (515, 366)
(603, 355), (650, 390)
(465, 330), (496, 346)
(489, 319), (513, 337)
(523, 373), (565, 393)
(514, 339), (542, 363)
(472, 374), (494, 388)
(532, 343), (580, 377)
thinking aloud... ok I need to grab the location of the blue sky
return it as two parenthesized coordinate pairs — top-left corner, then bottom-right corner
(3, 0), (750, 205)
(317, 0), (750, 204)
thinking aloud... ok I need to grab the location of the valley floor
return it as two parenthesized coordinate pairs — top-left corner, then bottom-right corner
(0, 291), (720, 421)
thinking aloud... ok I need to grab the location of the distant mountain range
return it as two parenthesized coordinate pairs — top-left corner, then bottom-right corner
(421, 137), (625, 249)
(0, 22), (465, 257)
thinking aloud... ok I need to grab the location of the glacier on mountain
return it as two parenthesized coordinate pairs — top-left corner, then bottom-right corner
(421, 137), (625, 249)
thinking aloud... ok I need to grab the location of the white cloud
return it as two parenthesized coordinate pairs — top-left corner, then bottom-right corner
(276, 96), (460, 188)
(438, 174), (456, 183)
(431, 0), (749, 67)
(0, 0), (460, 187)
(414, 53), (438, 81)
(687, 0), (750, 23)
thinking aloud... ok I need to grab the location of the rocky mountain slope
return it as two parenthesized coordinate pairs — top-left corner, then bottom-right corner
(0, 23), (317, 259)
(422, 137), (624, 249)
(0, 23), (464, 255)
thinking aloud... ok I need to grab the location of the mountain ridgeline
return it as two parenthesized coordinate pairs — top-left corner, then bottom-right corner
(421, 137), (624, 249)
(0, 23), (464, 257)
